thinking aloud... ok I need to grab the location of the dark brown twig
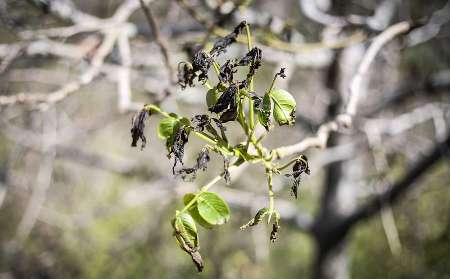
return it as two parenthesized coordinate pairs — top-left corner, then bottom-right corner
(139, 0), (176, 84)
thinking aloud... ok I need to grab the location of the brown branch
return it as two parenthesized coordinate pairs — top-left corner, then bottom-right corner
(139, 0), (176, 84)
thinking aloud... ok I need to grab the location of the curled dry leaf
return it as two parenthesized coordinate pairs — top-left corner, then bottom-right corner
(130, 108), (150, 150)
(210, 21), (247, 56)
(285, 155), (311, 199)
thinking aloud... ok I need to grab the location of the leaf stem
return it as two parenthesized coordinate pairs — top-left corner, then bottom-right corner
(212, 61), (221, 77)
(245, 22), (256, 131)
(178, 164), (238, 216)
(144, 104), (171, 118)
(267, 73), (279, 94)
(193, 131), (217, 145)
(266, 169), (274, 223)
(275, 157), (299, 172)
(205, 81), (213, 90)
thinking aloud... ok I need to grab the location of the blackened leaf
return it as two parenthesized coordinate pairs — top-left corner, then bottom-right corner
(291, 178), (301, 199)
(210, 21), (246, 56)
(222, 154), (231, 184)
(192, 51), (212, 84)
(276, 67), (286, 79)
(183, 193), (213, 229)
(218, 60), (237, 83)
(238, 47), (262, 67)
(238, 47), (262, 81)
(176, 167), (197, 182)
(197, 192), (231, 226)
(177, 148), (210, 181)
(209, 84), (237, 114)
(285, 155), (310, 199)
(270, 88), (296, 126)
(158, 116), (179, 139)
(178, 62), (196, 89)
(240, 208), (269, 229)
(169, 126), (189, 174)
(131, 108), (150, 150)
(196, 148), (210, 171)
(191, 114), (210, 132)
(219, 95), (237, 123)
(293, 155), (310, 177)
(270, 212), (281, 242)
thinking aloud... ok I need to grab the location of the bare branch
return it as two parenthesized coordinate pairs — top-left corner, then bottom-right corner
(273, 21), (411, 159)
(347, 21), (411, 116)
(0, 30), (119, 108)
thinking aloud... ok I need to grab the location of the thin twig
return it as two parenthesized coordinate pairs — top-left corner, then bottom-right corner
(139, 0), (176, 84)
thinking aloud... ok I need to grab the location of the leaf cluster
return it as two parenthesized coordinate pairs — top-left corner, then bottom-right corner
(129, 21), (310, 272)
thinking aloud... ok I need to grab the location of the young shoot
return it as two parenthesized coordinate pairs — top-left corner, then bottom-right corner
(130, 21), (310, 272)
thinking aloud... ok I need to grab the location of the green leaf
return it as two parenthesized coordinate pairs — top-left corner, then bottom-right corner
(258, 93), (272, 131)
(173, 211), (199, 247)
(270, 88), (296, 126)
(197, 192), (230, 225)
(158, 116), (179, 139)
(206, 88), (219, 108)
(183, 193), (213, 229)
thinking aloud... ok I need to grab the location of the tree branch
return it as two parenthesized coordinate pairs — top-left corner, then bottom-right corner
(344, 134), (450, 227)
(273, 21), (412, 159)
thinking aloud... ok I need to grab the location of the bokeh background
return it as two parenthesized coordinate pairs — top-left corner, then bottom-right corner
(0, 0), (449, 278)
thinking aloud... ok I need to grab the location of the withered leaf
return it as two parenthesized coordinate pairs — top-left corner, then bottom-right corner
(130, 108), (150, 150)
(270, 221), (280, 242)
(169, 126), (189, 174)
(238, 47), (262, 82)
(209, 84), (238, 114)
(218, 60), (237, 84)
(191, 114), (210, 132)
(192, 51), (211, 84)
(219, 94), (237, 123)
(177, 148), (210, 181)
(222, 154), (231, 184)
(285, 155), (311, 199)
(210, 21), (247, 56)
(276, 67), (286, 79)
(178, 62), (196, 89)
